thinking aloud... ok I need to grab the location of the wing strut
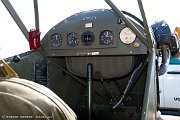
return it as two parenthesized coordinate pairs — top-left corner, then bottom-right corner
(1, 0), (28, 41)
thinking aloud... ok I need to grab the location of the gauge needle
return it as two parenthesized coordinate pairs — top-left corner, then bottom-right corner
(125, 36), (129, 40)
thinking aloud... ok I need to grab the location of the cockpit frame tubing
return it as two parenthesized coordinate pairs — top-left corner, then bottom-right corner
(141, 49), (157, 120)
(105, 1), (157, 120)
(1, 0), (29, 41)
(1, 0), (40, 41)
(33, 0), (39, 30)
(105, 0), (149, 49)
(137, 0), (154, 49)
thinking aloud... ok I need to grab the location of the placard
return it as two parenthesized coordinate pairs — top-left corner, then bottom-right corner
(34, 62), (48, 86)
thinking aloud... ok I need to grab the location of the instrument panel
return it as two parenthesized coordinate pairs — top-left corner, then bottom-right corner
(45, 9), (147, 57)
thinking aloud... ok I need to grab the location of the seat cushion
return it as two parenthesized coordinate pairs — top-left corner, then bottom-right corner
(0, 77), (77, 120)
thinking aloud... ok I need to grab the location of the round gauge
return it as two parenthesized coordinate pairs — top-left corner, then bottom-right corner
(99, 30), (114, 45)
(120, 27), (136, 44)
(67, 33), (79, 47)
(81, 31), (95, 46)
(50, 33), (62, 47)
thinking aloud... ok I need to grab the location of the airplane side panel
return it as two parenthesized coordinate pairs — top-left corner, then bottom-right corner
(46, 57), (87, 109)
(9, 51), (42, 81)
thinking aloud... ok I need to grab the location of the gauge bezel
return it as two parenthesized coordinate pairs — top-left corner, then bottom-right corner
(119, 27), (136, 44)
(50, 33), (62, 47)
(99, 30), (114, 45)
(67, 32), (79, 47)
(81, 31), (95, 46)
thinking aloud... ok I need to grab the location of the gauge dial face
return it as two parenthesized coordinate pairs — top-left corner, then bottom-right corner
(120, 27), (136, 44)
(81, 31), (95, 46)
(67, 33), (79, 47)
(99, 30), (114, 45)
(50, 33), (62, 47)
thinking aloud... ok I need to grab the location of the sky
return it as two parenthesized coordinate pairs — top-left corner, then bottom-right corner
(0, 0), (180, 58)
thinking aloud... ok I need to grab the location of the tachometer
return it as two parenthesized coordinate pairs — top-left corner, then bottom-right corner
(67, 33), (79, 47)
(50, 33), (62, 47)
(99, 30), (113, 45)
(120, 27), (136, 44)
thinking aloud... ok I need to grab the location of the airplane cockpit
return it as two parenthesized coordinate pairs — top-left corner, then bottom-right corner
(0, 0), (179, 120)
(42, 8), (148, 119)
(44, 8), (147, 78)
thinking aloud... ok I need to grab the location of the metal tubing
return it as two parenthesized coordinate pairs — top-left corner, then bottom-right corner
(123, 57), (148, 100)
(48, 60), (110, 102)
(87, 63), (93, 120)
(103, 80), (117, 103)
(137, 0), (154, 48)
(104, 0), (149, 48)
(141, 49), (157, 120)
(113, 59), (147, 109)
(33, 0), (39, 29)
(1, 0), (28, 40)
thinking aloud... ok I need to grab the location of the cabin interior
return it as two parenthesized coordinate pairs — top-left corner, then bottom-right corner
(2, 0), (177, 120)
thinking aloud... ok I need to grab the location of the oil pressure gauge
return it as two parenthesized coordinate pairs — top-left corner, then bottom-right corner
(99, 30), (114, 45)
(67, 32), (79, 47)
(50, 33), (62, 47)
(120, 27), (136, 44)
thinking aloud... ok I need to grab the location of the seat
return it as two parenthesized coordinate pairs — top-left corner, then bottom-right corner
(0, 77), (77, 120)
